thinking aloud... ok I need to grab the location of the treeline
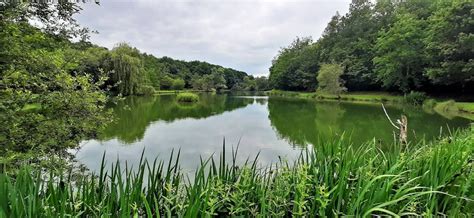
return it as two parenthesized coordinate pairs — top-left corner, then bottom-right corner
(269, 0), (473, 94)
(77, 43), (270, 96)
(143, 54), (270, 92)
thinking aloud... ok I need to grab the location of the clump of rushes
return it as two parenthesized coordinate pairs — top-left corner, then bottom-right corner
(176, 92), (199, 102)
(0, 129), (473, 217)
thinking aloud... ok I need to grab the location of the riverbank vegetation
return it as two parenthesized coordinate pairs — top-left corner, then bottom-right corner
(267, 90), (474, 120)
(1, 129), (473, 216)
(176, 93), (199, 103)
(269, 0), (473, 96)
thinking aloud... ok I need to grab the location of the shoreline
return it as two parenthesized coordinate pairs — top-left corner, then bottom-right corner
(266, 90), (474, 121)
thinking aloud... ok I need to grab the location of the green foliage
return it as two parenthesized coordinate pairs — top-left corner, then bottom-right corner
(210, 68), (227, 91)
(255, 76), (270, 91)
(0, 2), (110, 166)
(269, 37), (318, 91)
(319, 0), (386, 91)
(242, 76), (256, 91)
(176, 93), (199, 102)
(269, 0), (473, 95)
(159, 74), (174, 90)
(374, 11), (427, 93)
(137, 85), (156, 96)
(143, 55), (248, 91)
(1, 130), (473, 216)
(316, 63), (346, 95)
(189, 69), (229, 91)
(171, 78), (185, 90)
(422, 98), (437, 111)
(424, 1), (473, 90)
(403, 91), (427, 106)
(104, 43), (145, 96)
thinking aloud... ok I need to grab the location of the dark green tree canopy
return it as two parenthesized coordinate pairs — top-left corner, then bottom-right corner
(268, 0), (474, 95)
(269, 37), (318, 91)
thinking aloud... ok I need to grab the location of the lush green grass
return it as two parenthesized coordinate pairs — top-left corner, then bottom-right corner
(1, 129), (473, 217)
(434, 100), (474, 120)
(456, 102), (474, 113)
(267, 90), (403, 103)
(176, 92), (199, 102)
(155, 89), (208, 95)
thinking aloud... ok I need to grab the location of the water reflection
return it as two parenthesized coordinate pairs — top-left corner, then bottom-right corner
(76, 94), (471, 173)
(267, 97), (471, 146)
(100, 94), (254, 143)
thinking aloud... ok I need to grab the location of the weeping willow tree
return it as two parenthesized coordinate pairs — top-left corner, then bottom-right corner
(107, 43), (145, 96)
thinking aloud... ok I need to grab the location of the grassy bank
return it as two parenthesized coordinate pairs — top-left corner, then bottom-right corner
(266, 90), (403, 103)
(267, 90), (474, 120)
(1, 129), (473, 217)
(155, 89), (205, 95)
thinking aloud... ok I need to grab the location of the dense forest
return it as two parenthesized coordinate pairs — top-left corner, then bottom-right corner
(142, 54), (269, 92)
(269, 0), (473, 95)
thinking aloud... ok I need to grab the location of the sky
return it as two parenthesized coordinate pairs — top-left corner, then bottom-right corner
(76, 0), (351, 76)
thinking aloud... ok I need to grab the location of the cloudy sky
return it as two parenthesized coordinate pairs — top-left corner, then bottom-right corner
(76, 0), (351, 76)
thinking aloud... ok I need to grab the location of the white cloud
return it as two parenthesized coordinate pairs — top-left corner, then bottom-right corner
(76, 0), (350, 76)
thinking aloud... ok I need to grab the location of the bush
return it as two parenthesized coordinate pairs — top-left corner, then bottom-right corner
(176, 92), (199, 102)
(172, 78), (185, 90)
(317, 64), (346, 95)
(404, 91), (427, 106)
(137, 85), (155, 96)
(422, 98), (437, 108)
(160, 75), (174, 90)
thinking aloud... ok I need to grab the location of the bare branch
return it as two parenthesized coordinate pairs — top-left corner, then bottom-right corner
(382, 103), (400, 130)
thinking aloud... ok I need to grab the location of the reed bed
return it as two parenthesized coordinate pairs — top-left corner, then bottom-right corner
(176, 93), (199, 102)
(0, 129), (473, 217)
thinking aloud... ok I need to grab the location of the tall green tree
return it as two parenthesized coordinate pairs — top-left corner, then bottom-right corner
(317, 64), (346, 95)
(105, 43), (145, 96)
(210, 67), (227, 91)
(0, 2), (108, 166)
(373, 12), (428, 93)
(424, 1), (473, 90)
(317, 0), (387, 91)
(255, 76), (270, 91)
(269, 37), (318, 91)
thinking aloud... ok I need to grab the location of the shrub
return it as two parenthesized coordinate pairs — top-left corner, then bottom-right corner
(171, 78), (185, 90)
(137, 85), (155, 96)
(403, 91), (427, 106)
(316, 64), (347, 95)
(422, 98), (437, 108)
(160, 75), (174, 90)
(176, 92), (199, 102)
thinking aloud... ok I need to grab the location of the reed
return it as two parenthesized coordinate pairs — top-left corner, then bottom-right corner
(0, 129), (473, 217)
(176, 93), (199, 102)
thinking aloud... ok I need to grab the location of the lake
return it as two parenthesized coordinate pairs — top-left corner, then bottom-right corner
(76, 93), (471, 172)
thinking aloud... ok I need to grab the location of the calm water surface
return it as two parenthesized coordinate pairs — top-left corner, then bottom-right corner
(76, 93), (471, 172)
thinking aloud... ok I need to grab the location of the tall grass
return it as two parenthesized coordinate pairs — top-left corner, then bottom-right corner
(0, 129), (473, 217)
(176, 93), (199, 102)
